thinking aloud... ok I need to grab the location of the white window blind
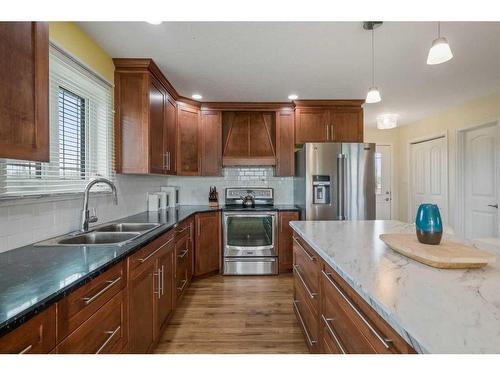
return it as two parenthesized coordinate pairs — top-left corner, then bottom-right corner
(0, 44), (114, 198)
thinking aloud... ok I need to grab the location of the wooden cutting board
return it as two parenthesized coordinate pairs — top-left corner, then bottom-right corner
(379, 233), (496, 269)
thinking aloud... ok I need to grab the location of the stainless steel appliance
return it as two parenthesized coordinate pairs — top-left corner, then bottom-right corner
(294, 143), (376, 220)
(222, 188), (278, 275)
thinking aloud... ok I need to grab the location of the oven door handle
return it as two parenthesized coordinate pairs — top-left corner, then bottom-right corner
(223, 213), (277, 219)
(224, 257), (276, 262)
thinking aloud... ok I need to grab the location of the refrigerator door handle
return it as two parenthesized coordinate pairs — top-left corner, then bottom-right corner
(337, 154), (347, 220)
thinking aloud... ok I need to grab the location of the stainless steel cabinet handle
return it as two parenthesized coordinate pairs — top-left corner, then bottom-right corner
(321, 315), (346, 354)
(161, 265), (165, 296)
(293, 238), (315, 261)
(176, 226), (189, 234)
(293, 264), (318, 299)
(18, 344), (33, 354)
(138, 237), (174, 263)
(177, 249), (189, 259)
(326, 125), (330, 140)
(330, 124), (335, 140)
(293, 300), (317, 347)
(81, 276), (122, 305)
(177, 279), (188, 291)
(96, 325), (121, 354)
(154, 271), (161, 299)
(488, 204), (499, 209)
(321, 270), (391, 349)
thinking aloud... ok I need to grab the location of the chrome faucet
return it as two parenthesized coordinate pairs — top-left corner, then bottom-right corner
(81, 177), (118, 232)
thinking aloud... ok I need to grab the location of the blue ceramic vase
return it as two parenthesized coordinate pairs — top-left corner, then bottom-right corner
(415, 204), (443, 245)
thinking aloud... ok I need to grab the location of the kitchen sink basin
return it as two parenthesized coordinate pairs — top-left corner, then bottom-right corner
(96, 223), (160, 233)
(55, 232), (140, 245)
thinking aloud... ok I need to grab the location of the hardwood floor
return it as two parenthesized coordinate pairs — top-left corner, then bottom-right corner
(154, 274), (309, 354)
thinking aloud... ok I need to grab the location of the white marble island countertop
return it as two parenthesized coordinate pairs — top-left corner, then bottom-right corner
(289, 220), (500, 354)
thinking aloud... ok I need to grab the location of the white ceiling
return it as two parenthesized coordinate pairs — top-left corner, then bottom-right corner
(78, 22), (500, 127)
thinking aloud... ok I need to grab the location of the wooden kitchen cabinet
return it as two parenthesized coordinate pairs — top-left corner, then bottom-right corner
(294, 100), (364, 144)
(278, 211), (299, 273)
(194, 211), (221, 276)
(56, 291), (127, 354)
(113, 59), (177, 175)
(155, 241), (175, 335)
(200, 110), (222, 176)
(276, 110), (295, 176)
(174, 230), (192, 301)
(177, 103), (201, 175)
(0, 305), (56, 354)
(0, 22), (49, 162)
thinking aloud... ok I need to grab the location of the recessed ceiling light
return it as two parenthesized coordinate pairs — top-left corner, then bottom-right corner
(146, 21), (163, 25)
(191, 94), (202, 100)
(288, 94), (298, 100)
(377, 114), (399, 130)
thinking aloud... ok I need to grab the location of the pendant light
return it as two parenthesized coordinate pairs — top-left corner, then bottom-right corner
(364, 22), (383, 104)
(427, 22), (453, 65)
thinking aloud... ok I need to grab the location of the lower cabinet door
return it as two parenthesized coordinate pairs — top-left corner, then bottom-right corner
(156, 249), (174, 334)
(0, 305), (56, 354)
(56, 291), (126, 354)
(128, 261), (156, 353)
(194, 212), (221, 276)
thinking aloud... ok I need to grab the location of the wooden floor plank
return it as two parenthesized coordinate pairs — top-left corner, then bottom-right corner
(154, 274), (309, 354)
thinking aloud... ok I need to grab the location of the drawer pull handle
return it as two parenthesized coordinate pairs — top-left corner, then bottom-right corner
(321, 270), (391, 350)
(321, 315), (346, 354)
(154, 271), (161, 299)
(293, 264), (318, 299)
(177, 249), (189, 259)
(292, 300), (317, 347)
(176, 226), (188, 234)
(293, 238), (315, 261)
(82, 276), (122, 305)
(138, 237), (174, 263)
(96, 325), (121, 354)
(18, 344), (32, 354)
(177, 279), (188, 291)
(161, 265), (165, 296)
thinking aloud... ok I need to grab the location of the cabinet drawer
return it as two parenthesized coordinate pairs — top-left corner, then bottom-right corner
(320, 314), (346, 354)
(293, 236), (320, 296)
(129, 230), (175, 273)
(56, 290), (126, 354)
(293, 274), (318, 352)
(175, 253), (189, 296)
(322, 264), (415, 354)
(0, 305), (56, 354)
(175, 219), (192, 239)
(57, 262), (125, 341)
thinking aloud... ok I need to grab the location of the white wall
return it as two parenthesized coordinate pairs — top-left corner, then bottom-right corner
(165, 167), (294, 205)
(0, 174), (169, 253)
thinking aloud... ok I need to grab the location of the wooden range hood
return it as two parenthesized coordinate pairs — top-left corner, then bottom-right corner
(222, 111), (277, 166)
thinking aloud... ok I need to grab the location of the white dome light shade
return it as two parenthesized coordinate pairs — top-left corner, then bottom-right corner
(427, 37), (453, 65)
(288, 94), (298, 100)
(377, 114), (399, 130)
(191, 94), (202, 100)
(366, 87), (381, 104)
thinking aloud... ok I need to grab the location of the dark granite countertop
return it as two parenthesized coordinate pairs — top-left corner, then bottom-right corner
(0, 204), (298, 336)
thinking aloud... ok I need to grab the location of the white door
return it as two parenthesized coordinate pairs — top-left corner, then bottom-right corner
(464, 123), (499, 239)
(375, 145), (392, 219)
(410, 136), (448, 224)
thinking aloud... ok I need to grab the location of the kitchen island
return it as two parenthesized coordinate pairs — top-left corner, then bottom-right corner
(290, 220), (500, 353)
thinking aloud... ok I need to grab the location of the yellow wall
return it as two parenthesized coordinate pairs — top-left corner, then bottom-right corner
(48, 22), (114, 83)
(365, 92), (500, 227)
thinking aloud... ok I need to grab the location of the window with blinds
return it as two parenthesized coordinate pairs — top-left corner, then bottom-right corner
(0, 44), (114, 198)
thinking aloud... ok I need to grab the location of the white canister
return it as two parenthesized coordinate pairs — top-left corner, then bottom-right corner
(147, 193), (160, 212)
(160, 186), (179, 207)
(156, 191), (168, 210)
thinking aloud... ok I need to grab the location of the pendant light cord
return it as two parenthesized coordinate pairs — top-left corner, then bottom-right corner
(437, 21), (441, 38)
(371, 28), (375, 87)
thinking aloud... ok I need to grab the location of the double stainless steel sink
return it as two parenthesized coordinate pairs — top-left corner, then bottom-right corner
(35, 222), (161, 247)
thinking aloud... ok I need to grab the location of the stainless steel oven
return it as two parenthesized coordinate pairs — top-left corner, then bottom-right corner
(222, 187), (278, 275)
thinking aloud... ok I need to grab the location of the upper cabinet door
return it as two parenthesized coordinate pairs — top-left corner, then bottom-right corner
(177, 104), (201, 176)
(276, 110), (295, 177)
(295, 108), (329, 144)
(0, 22), (49, 162)
(164, 96), (177, 175)
(200, 110), (222, 176)
(149, 77), (166, 174)
(330, 108), (363, 143)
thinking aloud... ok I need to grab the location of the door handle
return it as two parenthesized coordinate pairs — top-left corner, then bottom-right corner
(488, 204), (499, 209)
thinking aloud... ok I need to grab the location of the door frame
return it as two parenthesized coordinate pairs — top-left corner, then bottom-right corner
(456, 119), (500, 238)
(375, 143), (395, 220)
(407, 132), (449, 223)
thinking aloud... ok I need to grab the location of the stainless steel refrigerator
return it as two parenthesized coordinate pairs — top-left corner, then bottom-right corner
(294, 143), (376, 220)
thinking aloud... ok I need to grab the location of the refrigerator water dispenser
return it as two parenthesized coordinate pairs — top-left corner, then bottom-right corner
(312, 175), (331, 204)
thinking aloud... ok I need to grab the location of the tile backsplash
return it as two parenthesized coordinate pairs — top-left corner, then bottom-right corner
(0, 167), (294, 253)
(0, 174), (169, 253)
(165, 167), (294, 205)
